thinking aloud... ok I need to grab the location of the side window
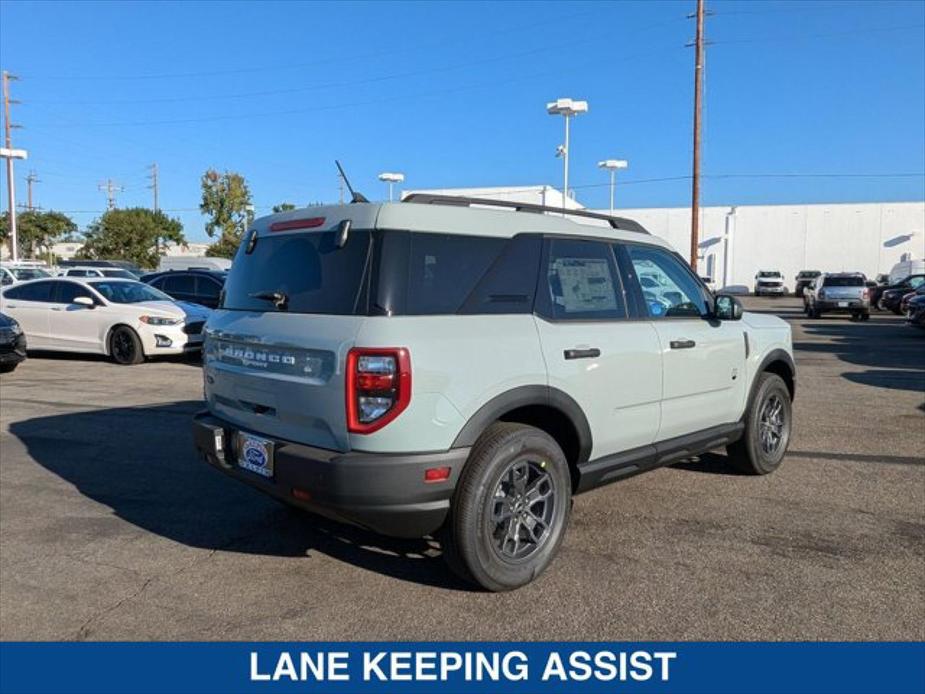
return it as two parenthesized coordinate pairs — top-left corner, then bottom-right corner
(405, 234), (506, 315)
(6, 281), (54, 302)
(458, 235), (542, 315)
(54, 281), (95, 305)
(196, 277), (221, 300)
(538, 238), (626, 320)
(162, 274), (195, 295)
(625, 245), (710, 318)
(1, 269), (12, 286)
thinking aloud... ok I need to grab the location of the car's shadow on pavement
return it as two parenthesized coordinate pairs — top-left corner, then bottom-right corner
(9, 400), (471, 592)
(25, 351), (203, 367)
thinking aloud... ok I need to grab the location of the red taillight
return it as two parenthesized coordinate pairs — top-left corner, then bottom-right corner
(862, 288), (869, 300)
(346, 348), (411, 434)
(269, 217), (326, 232)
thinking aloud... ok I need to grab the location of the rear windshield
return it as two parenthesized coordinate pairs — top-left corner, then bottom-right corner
(223, 230), (373, 314)
(823, 276), (864, 287)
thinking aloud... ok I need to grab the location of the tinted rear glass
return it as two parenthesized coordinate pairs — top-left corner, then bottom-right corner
(223, 230), (372, 314)
(823, 276), (864, 287)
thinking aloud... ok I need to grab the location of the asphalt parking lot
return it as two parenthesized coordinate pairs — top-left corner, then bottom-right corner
(1, 297), (922, 641)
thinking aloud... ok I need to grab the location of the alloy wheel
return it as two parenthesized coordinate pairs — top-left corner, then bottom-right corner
(487, 458), (557, 562)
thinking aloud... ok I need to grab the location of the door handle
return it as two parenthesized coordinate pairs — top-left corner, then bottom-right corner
(670, 339), (696, 350)
(51, 307), (63, 311)
(564, 348), (601, 360)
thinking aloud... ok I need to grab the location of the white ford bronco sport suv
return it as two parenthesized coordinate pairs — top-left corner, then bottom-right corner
(193, 195), (795, 591)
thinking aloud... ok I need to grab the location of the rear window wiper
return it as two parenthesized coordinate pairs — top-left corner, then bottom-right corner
(249, 290), (289, 310)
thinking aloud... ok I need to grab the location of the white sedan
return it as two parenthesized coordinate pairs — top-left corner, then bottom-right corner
(0, 277), (211, 365)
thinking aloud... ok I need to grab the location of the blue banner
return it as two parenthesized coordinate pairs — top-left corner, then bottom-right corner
(1, 642), (923, 694)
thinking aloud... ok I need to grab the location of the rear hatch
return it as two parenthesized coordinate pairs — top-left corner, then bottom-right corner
(203, 219), (374, 451)
(821, 276), (866, 301)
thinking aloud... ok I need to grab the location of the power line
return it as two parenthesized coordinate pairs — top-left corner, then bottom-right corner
(712, 23), (925, 45)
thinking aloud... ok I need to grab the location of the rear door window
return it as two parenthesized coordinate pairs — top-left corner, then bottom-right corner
(4, 281), (55, 302)
(536, 238), (626, 321)
(162, 274), (196, 295)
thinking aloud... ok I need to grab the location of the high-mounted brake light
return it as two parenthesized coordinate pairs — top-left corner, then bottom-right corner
(346, 348), (411, 434)
(269, 217), (326, 232)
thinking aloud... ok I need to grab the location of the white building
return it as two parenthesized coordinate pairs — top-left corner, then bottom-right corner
(402, 185), (924, 291)
(599, 201), (925, 290)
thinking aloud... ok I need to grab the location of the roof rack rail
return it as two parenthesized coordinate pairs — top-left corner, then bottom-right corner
(402, 193), (649, 234)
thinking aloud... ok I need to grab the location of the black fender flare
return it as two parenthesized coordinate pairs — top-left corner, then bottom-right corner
(451, 385), (593, 464)
(749, 348), (796, 405)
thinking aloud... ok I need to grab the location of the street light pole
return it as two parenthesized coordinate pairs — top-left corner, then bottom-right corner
(597, 159), (628, 215)
(378, 172), (405, 202)
(547, 98), (588, 210)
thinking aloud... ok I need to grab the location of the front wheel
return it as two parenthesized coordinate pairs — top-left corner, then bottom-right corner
(442, 423), (571, 591)
(109, 326), (144, 365)
(0, 362), (17, 374)
(727, 373), (792, 475)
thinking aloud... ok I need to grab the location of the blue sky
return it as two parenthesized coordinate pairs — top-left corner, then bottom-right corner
(1, 0), (924, 242)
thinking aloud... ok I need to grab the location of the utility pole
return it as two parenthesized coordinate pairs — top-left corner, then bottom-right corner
(688, 0), (706, 269)
(147, 163), (160, 254)
(147, 162), (159, 211)
(98, 179), (123, 210)
(2, 70), (24, 261)
(24, 170), (39, 211)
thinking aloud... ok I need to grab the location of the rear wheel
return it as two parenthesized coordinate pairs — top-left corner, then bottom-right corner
(727, 372), (792, 475)
(442, 423), (571, 591)
(109, 326), (144, 365)
(861, 312), (870, 321)
(0, 362), (17, 374)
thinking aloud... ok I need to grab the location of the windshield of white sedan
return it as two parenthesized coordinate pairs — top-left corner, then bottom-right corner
(91, 281), (173, 304)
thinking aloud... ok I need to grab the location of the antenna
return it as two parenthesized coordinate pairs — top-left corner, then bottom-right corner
(334, 160), (369, 204)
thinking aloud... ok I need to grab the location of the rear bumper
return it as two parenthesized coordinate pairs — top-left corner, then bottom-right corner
(756, 285), (785, 294)
(192, 411), (469, 538)
(815, 300), (869, 313)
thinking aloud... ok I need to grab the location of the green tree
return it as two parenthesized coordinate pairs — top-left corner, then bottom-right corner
(200, 169), (252, 258)
(77, 208), (185, 269)
(272, 202), (296, 213)
(0, 210), (77, 260)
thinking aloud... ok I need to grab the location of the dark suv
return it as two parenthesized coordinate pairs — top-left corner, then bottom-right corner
(794, 270), (821, 297)
(141, 270), (226, 309)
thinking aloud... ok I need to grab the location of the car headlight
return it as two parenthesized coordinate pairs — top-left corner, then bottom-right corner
(139, 315), (183, 326)
(9, 321), (21, 335)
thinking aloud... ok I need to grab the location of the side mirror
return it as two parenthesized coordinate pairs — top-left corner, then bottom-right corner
(73, 296), (95, 308)
(714, 294), (743, 321)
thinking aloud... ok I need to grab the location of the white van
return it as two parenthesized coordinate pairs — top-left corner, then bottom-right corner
(158, 256), (231, 272)
(889, 259), (924, 285)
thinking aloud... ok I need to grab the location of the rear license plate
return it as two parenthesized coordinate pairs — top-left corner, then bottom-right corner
(838, 301), (849, 307)
(236, 432), (274, 478)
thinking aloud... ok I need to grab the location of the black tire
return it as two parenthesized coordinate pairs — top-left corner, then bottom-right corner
(727, 372), (792, 475)
(861, 312), (870, 321)
(0, 362), (17, 374)
(442, 422), (571, 591)
(109, 326), (144, 365)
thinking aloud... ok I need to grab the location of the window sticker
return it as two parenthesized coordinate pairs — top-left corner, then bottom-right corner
(551, 258), (617, 313)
